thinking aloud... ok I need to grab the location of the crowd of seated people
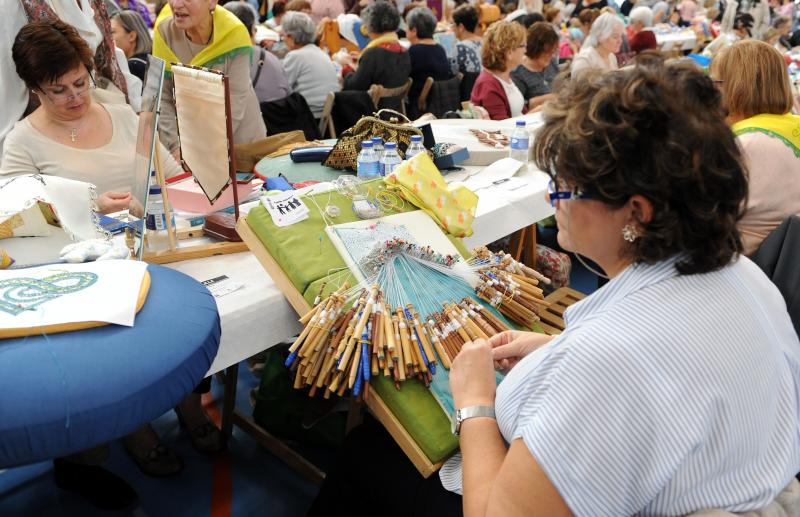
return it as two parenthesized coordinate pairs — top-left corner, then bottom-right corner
(1, 0), (800, 513)
(6, 0), (800, 145)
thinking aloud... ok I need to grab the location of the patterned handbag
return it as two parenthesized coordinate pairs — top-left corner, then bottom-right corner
(322, 109), (424, 171)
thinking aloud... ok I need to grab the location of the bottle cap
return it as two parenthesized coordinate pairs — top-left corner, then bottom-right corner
(516, 120), (526, 127)
(385, 142), (397, 149)
(361, 141), (373, 148)
(372, 136), (383, 144)
(410, 135), (422, 142)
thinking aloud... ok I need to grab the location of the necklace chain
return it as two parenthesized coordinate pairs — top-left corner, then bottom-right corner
(47, 109), (91, 144)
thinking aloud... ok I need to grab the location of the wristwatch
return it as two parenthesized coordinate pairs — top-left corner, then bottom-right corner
(451, 405), (496, 436)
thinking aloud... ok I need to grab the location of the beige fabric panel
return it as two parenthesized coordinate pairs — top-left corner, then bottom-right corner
(173, 66), (230, 203)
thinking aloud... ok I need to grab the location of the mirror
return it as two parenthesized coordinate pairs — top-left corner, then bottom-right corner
(130, 55), (166, 260)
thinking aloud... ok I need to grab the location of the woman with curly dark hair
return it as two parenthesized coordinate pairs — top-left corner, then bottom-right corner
(445, 60), (800, 515)
(309, 59), (800, 516)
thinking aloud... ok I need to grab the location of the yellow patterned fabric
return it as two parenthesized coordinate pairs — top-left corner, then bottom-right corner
(153, 5), (253, 73)
(0, 215), (23, 240)
(732, 113), (800, 158)
(384, 153), (478, 237)
(0, 249), (12, 269)
(363, 32), (398, 51)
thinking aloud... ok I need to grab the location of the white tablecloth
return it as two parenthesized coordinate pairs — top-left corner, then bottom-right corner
(165, 253), (302, 376)
(445, 166), (553, 249)
(424, 112), (546, 167)
(2, 170), (552, 376)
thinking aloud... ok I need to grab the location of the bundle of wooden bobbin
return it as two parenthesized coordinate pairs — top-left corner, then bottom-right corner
(283, 245), (552, 400)
(471, 247), (551, 329)
(285, 288), (514, 400)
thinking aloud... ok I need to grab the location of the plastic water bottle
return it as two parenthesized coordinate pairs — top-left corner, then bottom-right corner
(405, 135), (425, 159)
(357, 140), (380, 179)
(371, 136), (384, 155)
(145, 183), (170, 252)
(380, 142), (402, 176)
(509, 120), (529, 165)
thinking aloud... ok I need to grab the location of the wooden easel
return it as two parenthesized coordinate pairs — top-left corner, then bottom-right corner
(508, 223), (537, 270)
(142, 66), (247, 264)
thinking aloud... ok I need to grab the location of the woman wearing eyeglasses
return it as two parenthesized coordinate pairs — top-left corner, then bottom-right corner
(510, 22), (560, 112)
(2, 20), (179, 215)
(309, 57), (800, 517)
(470, 21), (528, 120)
(444, 57), (800, 515)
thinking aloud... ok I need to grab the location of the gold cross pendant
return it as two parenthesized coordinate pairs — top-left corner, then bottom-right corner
(70, 128), (77, 143)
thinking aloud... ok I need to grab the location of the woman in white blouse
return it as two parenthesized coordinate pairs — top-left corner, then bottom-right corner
(570, 11), (624, 78)
(308, 58), (800, 517)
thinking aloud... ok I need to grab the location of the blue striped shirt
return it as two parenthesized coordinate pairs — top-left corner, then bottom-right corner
(440, 256), (800, 515)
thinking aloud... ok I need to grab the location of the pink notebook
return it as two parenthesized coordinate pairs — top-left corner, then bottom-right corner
(166, 178), (255, 215)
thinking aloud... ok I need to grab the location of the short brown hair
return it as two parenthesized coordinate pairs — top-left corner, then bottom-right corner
(526, 21), (559, 59)
(543, 6), (560, 23)
(481, 21), (525, 72)
(452, 4), (479, 33)
(286, 0), (311, 11)
(532, 59), (747, 275)
(578, 8), (600, 29)
(713, 40), (793, 119)
(12, 20), (95, 90)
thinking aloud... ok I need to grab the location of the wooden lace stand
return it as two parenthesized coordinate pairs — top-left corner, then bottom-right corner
(233, 216), (444, 479)
(229, 217), (586, 481)
(141, 139), (247, 265)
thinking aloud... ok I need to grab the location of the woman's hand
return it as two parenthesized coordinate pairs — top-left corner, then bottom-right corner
(128, 195), (145, 219)
(96, 191), (131, 214)
(450, 339), (497, 410)
(489, 331), (554, 372)
(528, 93), (557, 110)
(472, 105), (490, 119)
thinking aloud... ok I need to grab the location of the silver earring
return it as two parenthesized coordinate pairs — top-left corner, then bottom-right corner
(622, 224), (640, 242)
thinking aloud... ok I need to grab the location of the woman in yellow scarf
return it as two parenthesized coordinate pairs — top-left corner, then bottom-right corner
(153, 1), (266, 159)
(341, 0), (410, 94)
(712, 40), (800, 255)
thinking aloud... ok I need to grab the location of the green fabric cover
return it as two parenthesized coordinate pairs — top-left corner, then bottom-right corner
(247, 179), (404, 296)
(371, 376), (459, 464)
(303, 270), (357, 307)
(246, 179), (482, 464)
